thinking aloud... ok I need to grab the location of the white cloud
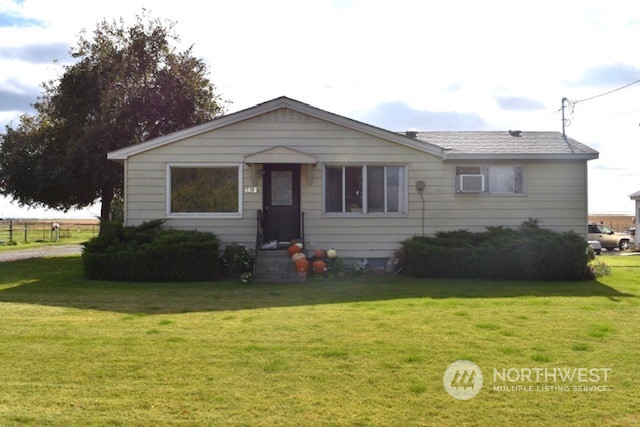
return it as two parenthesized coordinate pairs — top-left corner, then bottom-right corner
(1, 0), (639, 216)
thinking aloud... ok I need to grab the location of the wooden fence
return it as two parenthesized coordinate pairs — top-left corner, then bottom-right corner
(0, 220), (99, 244)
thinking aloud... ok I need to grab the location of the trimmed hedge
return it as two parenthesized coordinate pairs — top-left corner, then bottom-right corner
(83, 220), (221, 281)
(401, 220), (590, 281)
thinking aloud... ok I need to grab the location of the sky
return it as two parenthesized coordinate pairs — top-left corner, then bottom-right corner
(0, 0), (639, 218)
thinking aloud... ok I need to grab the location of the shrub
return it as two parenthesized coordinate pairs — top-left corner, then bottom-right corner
(221, 243), (255, 280)
(83, 220), (220, 281)
(401, 220), (590, 281)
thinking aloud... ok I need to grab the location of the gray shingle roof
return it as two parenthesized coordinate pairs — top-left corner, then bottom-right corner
(630, 189), (640, 199)
(409, 131), (599, 160)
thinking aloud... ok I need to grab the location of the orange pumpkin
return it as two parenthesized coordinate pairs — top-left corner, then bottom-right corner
(314, 248), (326, 259)
(312, 260), (326, 275)
(294, 258), (309, 273)
(288, 245), (301, 256)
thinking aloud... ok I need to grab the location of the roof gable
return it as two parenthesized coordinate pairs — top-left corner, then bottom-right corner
(107, 96), (443, 161)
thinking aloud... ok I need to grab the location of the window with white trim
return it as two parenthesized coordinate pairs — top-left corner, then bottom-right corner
(324, 165), (406, 214)
(455, 165), (525, 194)
(168, 164), (242, 216)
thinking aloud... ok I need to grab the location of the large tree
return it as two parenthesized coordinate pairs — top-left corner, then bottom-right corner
(0, 10), (224, 221)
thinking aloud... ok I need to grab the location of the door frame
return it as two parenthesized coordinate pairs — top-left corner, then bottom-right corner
(262, 163), (301, 243)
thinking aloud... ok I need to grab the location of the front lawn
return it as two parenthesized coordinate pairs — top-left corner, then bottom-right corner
(0, 256), (638, 425)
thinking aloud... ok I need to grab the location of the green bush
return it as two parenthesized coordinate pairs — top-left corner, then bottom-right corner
(401, 220), (590, 281)
(83, 220), (220, 282)
(221, 243), (255, 281)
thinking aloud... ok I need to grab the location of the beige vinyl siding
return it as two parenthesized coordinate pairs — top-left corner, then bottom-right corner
(424, 160), (588, 235)
(123, 108), (589, 259)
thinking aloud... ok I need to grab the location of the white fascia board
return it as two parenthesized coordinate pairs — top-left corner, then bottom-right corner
(442, 153), (599, 161)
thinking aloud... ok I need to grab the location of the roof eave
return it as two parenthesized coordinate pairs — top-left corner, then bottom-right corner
(442, 153), (599, 161)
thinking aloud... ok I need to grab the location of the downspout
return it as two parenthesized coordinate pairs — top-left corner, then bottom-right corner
(416, 180), (425, 236)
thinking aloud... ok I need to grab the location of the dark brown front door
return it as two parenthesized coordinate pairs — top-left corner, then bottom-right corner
(263, 164), (300, 243)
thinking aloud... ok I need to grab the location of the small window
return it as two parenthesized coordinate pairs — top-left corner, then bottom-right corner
(456, 166), (524, 194)
(168, 164), (241, 216)
(324, 165), (406, 214)
(488, 166), (524, 194)
(596, 224), (614, 234)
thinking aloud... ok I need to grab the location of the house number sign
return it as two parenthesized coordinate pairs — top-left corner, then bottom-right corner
(271, 171), (293, 206)
(244, 186), (260, 194)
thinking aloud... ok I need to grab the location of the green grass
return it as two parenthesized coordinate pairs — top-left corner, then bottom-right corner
(0, 255), (638, 425)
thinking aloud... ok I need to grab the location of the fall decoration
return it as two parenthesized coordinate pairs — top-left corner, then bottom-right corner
(294, 258), (309, 273)
(291, 252), (306, 262)
(312, 259), (326, 275)
(288, 245), (301, 256)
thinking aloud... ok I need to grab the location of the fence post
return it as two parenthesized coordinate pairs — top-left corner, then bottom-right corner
(24, 223), (28, 243)
(51, 222), (60, 242)
(9, 220), (13, 243)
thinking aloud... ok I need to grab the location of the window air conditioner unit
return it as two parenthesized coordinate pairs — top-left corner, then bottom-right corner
(458, 174), (485, 193)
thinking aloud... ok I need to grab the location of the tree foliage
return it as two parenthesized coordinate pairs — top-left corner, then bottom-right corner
(0, 10), (224, 220)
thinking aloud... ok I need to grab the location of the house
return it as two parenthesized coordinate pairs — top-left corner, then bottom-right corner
(107, 96), (599, 269)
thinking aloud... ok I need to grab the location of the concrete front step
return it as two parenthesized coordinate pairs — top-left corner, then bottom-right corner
(253, 249), (307, 283)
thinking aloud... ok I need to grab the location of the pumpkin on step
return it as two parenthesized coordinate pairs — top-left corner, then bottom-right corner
(326, 248), (338, 259)
(287, 245), (301, 256)
(314, 248), (325, 259)
(294, 258), (309, 273)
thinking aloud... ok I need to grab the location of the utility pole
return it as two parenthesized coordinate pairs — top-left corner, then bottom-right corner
(561, 97), (567, 136)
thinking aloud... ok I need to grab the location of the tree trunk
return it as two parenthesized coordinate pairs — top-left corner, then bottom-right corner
(100, 186), (114, 228)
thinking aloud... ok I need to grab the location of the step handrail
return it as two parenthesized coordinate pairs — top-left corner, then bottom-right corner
(254, 209), (263, 276)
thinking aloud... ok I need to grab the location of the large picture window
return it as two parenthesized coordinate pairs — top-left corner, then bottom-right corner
(168, 164), (241, 216)
(324, 165), (406, 214)
(455, 165), (525, 194)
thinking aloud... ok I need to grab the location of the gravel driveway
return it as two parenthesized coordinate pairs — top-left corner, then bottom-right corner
(0, 244), (83, 263)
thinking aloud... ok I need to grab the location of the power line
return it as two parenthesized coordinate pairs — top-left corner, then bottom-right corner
(573, 79), (640, 104)
(561, 78), (640, 135)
